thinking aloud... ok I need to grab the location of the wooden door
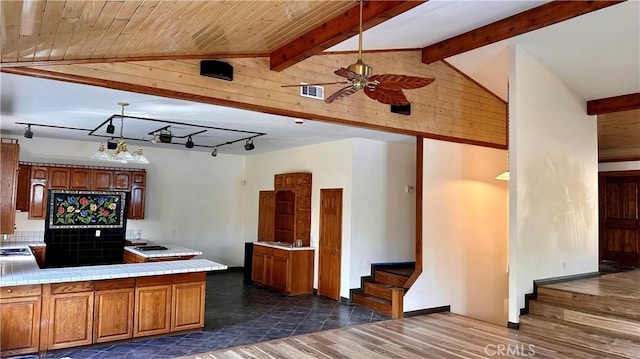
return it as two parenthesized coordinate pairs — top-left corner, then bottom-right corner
(133, 285), (171, 337)
(318, 189), (343, 300)
(47, 292), (94, 350)
(48, 167), (70, 189)
(0, 296), (41, 356)
(171, 281), (205, 332)
(257, 191), (275, 241)
(93, 288), (134, 343)
(70, 168), (92, 190)
(599, 173), (640, 264)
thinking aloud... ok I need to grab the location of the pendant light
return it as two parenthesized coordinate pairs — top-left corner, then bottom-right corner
(92, 102), (149, 164)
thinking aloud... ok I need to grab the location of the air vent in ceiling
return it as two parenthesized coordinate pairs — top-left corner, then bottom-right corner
(300, 83), (324, 100)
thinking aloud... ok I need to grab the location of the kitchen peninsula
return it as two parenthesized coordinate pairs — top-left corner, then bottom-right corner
(0, 242), (226, 357)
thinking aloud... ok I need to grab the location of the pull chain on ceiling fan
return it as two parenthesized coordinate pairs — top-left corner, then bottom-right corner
(282, 0), (434, 106)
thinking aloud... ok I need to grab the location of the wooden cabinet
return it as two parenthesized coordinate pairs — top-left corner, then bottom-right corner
(48, 167), (70, 189)
(46, 282), (94, 350)
(257, 190), (275, 242)
(273, 172), (312, 246)
(93, 279), (134, 343)
(133, 277), (172, 337)
(16, 164), (31, 212)
(128, 184), (146, 219)
(0, 285), (41, 357)
(252, 245), (314, 295)
(171, 273), (206, 332)
(29, 166), (48, 219)
(0, 141), (19, 234)
(113, 171), (131, 190)
(70, 168), (92, 190)
(92, 169), (113, 190)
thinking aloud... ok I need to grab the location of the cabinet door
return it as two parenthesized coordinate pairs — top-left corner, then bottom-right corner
(92, 170), (113, 190)
(133, 285), (171, 337)
(132, 171), (146, 185)
(128, 185), (145, 219)
(48, 167), (70, 189)
(16, 164), (31, 212)
(271, 252), (289, 292)
(0, 142), (19, 234)
(0, 296), (41, 356)
(257, 191), (275, 242)
(70, 168), (92, 190)
(171, 282), (205, 332)
(94, 288), (134, 343)
(29, 167), (48, 220)
(113, 171), (131, 190)
(47, 291), (94, 350)
(252, 252), (266, 284)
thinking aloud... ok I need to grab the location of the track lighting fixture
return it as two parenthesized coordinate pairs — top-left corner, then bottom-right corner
(150, 134), (158, 144)
(106, 119), (115, 134)
(244, 138), (255, 151)
(211, 148), (217, 157)
(185, 136), (194, 149)
(159, 129), (173, 143)
(24, 124), (33, 138)
(107, 138), (118, 150)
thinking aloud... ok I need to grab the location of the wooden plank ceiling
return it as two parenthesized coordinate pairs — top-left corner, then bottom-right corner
(598, 109), (640, 162)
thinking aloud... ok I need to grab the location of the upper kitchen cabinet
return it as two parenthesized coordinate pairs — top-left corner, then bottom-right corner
(113, 171), (131, 190)
(92, 170), (113, 191)
(48, 167), (70, 189)
(70, 168), (92, 190)
(273, 172), (311, 246)
(1, 140), (19, 234)
(128, 172), (146, 220)
(28, 166), (48, 219)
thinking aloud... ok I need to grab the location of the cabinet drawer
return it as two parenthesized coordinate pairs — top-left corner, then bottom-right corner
(254, 244), (273, 255)
(272, 248), (290, 259)
(136, 275), (172, 287)
(51, 281), (94, 294)
(172, 272), (206, 284)
(95, 278), (135, 291)
(0, 284), (41, 298)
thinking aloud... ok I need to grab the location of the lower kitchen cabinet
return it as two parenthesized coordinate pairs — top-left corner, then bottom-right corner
(0, 285), (41, 357)
(93, 279), (135, 343)
(171, 280), (206, 332)
(46, 288), (94, 350)
(252, 244), (314, 295)
(133, 283), (172, 337)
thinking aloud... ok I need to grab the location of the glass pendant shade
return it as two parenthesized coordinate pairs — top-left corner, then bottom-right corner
(131, 146), (150, 164)
(91, 143), (112, 161)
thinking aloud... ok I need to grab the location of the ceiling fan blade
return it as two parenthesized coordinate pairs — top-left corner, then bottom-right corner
(325, 85), (360, 104)
(369, 74), (435, 90)
(281, 81), (349, 88)
(364, 87), (409, 106)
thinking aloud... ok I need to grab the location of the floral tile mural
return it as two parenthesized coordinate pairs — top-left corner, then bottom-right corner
(48, 190), (127, 229)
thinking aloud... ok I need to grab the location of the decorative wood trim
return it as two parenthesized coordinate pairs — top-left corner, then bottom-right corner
(598, 170), (640, 177)
(421, 1), (624, 64)
(2, 67), (507, 150)
(18, 161), (146, 172)
(270, 1), (426, 71)
(403, 305), (450, 318)
(442, 60), (507, 105)
(0, 54), (269, 69)
(520, 271), (600, 316)
(587, 93), (640, 115)
(405, 137), (423, 289)
(599, 157), (640, 163)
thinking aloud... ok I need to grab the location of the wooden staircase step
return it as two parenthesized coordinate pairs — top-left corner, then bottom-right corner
(364, 281), (398, 301)
(353, 293), (392, 316)
(373, 270), (409, 287)
(537, 287), (640, 321)
(529, 300), (640, 337)
(520, 314), (640, 358)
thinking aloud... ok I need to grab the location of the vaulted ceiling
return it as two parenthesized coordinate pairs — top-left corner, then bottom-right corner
(1, 1), (638, 160)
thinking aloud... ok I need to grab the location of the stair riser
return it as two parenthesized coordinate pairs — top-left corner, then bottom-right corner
(353, 294), (392, 316)
(364, 282), (393, 301)
(520, 316), (640, 358)
(374, 270), (408, 287)
(537, 287), (639, 321)
(530, 301), (640, 337)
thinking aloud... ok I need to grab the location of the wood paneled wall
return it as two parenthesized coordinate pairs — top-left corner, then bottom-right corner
(14, 51), (507, 147)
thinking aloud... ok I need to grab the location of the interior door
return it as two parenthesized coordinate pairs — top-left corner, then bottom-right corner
(599, 173), (640, 264)
(318, 189), (342, 300)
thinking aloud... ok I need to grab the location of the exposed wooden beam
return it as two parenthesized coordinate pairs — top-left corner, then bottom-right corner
(270, 1), (426, 72)
(587, 93), (640, 115)
(421, 1), (625, 64)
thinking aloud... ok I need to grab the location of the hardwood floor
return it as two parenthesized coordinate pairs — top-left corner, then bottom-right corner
(183, 312), (624, 359)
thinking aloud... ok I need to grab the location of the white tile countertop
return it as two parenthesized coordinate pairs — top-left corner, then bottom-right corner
(124, 244), (203, 258)
(0, 243), (227, 287)
(254, 241), (315, 251)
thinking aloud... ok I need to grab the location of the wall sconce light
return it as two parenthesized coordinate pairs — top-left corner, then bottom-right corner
(24, 124), (33, 138)
(244, 138), (255, 151)
(185, 136), (194, 149)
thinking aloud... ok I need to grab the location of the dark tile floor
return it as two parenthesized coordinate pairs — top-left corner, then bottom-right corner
(29, 271), (389, 359)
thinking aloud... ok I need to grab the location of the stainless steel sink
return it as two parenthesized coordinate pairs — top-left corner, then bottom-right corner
(0, 248), (31, 256)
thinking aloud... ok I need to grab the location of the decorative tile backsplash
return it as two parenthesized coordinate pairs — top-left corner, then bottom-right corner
(3, 231), (45, 243)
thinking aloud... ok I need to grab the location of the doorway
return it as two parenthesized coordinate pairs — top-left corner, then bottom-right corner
(318, 189), (343, 300)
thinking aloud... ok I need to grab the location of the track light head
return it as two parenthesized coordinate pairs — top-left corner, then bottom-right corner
(185, 136), (194, 149)
(23, 125), (33, 138)
(106, 120), (115, 134)
(158, 129), (172, 143)
(107, 139), (118, 150)
(211, 148), (218, 157)
(244, 138), (255, 151)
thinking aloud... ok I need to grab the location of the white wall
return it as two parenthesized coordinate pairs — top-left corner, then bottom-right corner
(599, 161), (640, 172)
(11, 136), (247, 266)
(508, 46), (599, 323)
(403, 139), (509, 326)
(243, 138), (415, 298)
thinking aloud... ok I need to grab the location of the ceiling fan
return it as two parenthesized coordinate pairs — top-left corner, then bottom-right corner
(282, 0), (434, 106)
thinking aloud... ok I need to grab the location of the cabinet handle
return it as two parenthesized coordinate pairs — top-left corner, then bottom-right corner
(6, 289), (12, 293)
